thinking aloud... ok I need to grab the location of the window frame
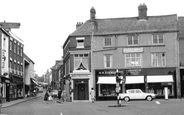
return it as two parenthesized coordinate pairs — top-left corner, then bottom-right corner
(103, 37), (112, 47)
(127, 35), (139, 46)
(104, 54), (112, 68)
(152, 34), (164, 45)
(76, 37), (85, 48)
(125, 53), (142, 67)
(74, 54), (89, 71)
(151, 52), (166, 67)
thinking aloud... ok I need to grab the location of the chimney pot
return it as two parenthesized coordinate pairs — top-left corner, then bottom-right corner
(138, 3), (147, 20)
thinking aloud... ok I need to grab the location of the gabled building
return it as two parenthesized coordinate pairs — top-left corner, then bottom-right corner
(63, 4), (184, 101)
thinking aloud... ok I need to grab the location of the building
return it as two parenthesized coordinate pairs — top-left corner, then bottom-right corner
(50, 60), (63, 90)
(94, 4), (179, 100)
(178, 17), (184, 97)
(63, 4), (184, 101)
(24, 53), (36, 97)
(0, 27), (11, 102)
(8, 31), (24, 101)
(63, 17), (93, 101)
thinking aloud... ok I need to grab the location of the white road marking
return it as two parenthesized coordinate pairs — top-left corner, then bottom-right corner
(155, 101), (160, 104)
(60, 113), (63, 115)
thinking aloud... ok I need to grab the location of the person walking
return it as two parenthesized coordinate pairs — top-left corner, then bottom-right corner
(90, 88), (95, 103)
(43, 90), (49, 104)
(57, 88), (62, 103)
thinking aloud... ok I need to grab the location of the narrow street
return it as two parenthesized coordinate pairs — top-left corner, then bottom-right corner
(2, 95), (184, 115)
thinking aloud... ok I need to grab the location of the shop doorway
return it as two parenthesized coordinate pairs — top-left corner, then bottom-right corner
(74, 79), (89, 100)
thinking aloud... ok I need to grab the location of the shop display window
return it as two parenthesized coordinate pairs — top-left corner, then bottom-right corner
(148, 83), (174, 96)
(9, 84), (17, 98)
(99, 84), (116, 96)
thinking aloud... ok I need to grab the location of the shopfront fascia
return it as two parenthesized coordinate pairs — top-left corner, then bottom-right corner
(95, 67), (176, 101)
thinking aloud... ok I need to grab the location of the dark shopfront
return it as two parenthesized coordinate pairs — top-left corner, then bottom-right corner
(9, 75), (23, 100)
(95, 68), (177, 101)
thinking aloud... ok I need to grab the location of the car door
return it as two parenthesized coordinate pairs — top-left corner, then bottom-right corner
(128, 90), (136, 99)
(135, 89), (144, 99)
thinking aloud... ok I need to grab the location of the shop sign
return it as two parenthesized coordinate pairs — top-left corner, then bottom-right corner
(97, 70), (116, 75)
(127, 69), (141, 75)
(72, 74), (89, 78)
(123, 47), (143, 53)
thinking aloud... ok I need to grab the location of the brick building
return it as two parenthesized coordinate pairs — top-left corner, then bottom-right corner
(63, 4), (184, 101)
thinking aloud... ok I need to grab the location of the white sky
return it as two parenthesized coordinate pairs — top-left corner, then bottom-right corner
(0, 0), (183, 76)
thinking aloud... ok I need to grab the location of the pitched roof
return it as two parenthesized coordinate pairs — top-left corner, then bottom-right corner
(70, 14), (178, 36)
(178, 17), (184, 38)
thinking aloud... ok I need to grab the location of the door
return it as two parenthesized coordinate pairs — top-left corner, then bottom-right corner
(78, 83), (85, 100)
(74, 79), (89, 100)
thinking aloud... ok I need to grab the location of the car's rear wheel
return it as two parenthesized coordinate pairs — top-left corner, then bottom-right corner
(124, 97), (130, 102)
(146, 96), (153, 101)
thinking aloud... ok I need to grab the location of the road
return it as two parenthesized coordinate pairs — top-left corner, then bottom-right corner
(2, 96), (184, 115)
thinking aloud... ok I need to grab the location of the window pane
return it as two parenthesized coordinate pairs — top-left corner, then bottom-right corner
(133, 36), (138, 45)
(104, 38), (111, 46)
(104, 54), (112, 68)
(159, 34), (163, 43)
(151, 53), (166, 67)
(153, 35), (158, 44)
(126, 53), (141, 67)
(128, 36), (132, 45)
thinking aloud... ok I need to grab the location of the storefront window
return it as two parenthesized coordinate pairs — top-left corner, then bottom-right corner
(9, 84), (17, 98)
(99, 84), (116, 96)
(148, 83), (174, 96)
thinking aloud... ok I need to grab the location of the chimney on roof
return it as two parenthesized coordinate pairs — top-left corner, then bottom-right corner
(138, 3), (147, 20)
(76, 22), (83, 29)
(90, 7), (96, 21)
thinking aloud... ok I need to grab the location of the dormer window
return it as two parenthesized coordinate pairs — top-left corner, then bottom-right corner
(76, 37), (85, 48)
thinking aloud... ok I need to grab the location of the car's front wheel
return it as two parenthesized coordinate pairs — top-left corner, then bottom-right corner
(124, 96), (130, 102)
(146, 96), (153, 101)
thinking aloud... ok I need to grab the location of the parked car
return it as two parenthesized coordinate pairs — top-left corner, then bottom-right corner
(119, 89), (156, 102)
(52, 89), (58, 98)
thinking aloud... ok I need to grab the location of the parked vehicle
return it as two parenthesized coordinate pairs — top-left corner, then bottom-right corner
(119, 89), (156, 101)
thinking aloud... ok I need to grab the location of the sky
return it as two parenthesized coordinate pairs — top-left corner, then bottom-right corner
(0, 0), (183, 76)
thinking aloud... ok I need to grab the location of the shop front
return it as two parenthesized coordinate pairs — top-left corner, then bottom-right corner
(70, 73), (91, 101)
(0, 76), (10, 102)
(9, 75), (23, 100)
(95, 68), (176, 101)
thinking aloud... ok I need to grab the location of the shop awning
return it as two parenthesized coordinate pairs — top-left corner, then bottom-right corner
(97, 77), (116, 84)
(31, 78), (39, 86)
(125, 76), (144, 84)
(147, 75), (173, 83)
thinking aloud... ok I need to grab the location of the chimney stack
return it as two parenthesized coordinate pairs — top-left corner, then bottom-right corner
(76, 22), (83, 29)
(138, 3), (147, 20)
(90, 7), (96, 22)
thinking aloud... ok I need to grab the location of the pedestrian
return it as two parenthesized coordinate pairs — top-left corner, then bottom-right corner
(48, 90), (54, 103)
(57, 88), (62, 103)
(90, 88), (95, 103)
(43, 90), (49, 104)
(62, 90), (67, 102)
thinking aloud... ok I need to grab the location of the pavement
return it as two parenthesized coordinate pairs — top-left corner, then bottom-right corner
(1, 94), (41, 108)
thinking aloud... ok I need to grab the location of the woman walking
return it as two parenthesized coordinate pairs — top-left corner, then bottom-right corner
(90, 88), (95, 103)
